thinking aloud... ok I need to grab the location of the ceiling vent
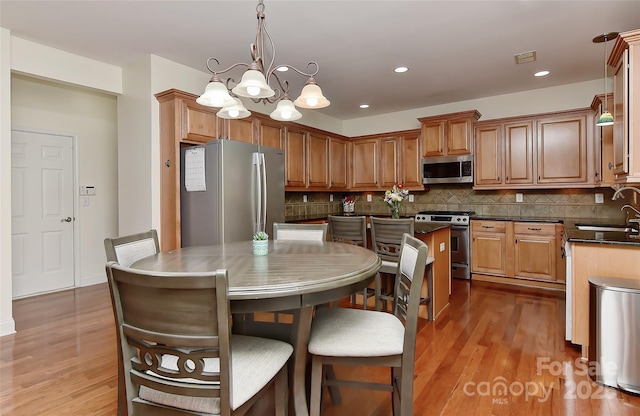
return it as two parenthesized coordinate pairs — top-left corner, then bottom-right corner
(514, 50), (537, 65)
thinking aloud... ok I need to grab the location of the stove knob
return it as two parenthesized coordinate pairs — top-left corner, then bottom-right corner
(456, 218), (461, 222)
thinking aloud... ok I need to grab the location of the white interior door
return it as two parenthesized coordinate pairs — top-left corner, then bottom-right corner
(11, 130), (74, 298)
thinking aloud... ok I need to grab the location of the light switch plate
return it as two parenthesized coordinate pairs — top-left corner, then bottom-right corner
(439, 242), (445, 252)
(366, 194), (372, 202)
(303, 194), (308, 203)
(329, 194), (333, 202)
(516, 193), (523, 203)
(595, 193), (604, 204)
(409, 195), (414, 202)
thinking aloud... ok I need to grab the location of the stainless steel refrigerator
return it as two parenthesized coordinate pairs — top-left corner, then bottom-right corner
(180, 139), (285, 247)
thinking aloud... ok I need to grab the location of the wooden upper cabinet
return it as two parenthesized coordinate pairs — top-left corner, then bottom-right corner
(419, 110), (481, 157)
(537, 114), (588, 184)
(329, 137), (348, 190)
(474, 124), (503, 186)
(400, 132), (423, 189)
(308, 134), (330, 189)
(180, 97), (219, 143)
(223, 117), (256, 144)
(351, 139), (379, 189)
(285, 127), (307, 188)
(257, 117), (284, 149)
(504, 121), (534, 185)
(379, 136), (399, 188)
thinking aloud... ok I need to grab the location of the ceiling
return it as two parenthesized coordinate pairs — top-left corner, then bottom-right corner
(2, 1), (639, 120)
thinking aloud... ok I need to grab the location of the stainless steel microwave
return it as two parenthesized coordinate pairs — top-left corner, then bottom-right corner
(422, 154), (474, 184)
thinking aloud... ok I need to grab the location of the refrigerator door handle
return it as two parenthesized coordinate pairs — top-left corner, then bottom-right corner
(252, 152), (262, 234)
(260, 153), (267, 233)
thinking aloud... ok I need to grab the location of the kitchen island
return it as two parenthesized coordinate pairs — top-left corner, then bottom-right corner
(564, 220), (640, 358)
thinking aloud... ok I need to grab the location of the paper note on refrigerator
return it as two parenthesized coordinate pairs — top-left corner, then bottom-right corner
(184, 147), (206, 192)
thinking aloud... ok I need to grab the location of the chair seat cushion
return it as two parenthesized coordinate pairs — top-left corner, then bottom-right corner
(308, 307), (405, 357)
(379, 260), (398, 275)
(138, 334), (292, 413)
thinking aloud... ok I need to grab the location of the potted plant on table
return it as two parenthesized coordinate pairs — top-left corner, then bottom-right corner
(252, 231), (269, 256)
(383, 184), (410, 219)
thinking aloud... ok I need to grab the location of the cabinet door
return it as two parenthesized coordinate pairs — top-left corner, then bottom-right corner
(612, 51), (629, 176)
(351, 139), (379, 188)
(225, 117), (256, 144)
(537, 115), (588, 184)
(504, 121), (534, 184)
(400, 132), (423, 189)
(258, 118), (284, 149)
(474, 124), (503, 186)
(329, 137), (348, 189)
(421, 121), (445, 157)
(379, 137), (399, 188)
(514, 235), (556, 281)
(181, 100), (219, 143)
(285, 128), (307, 188)
(471, 232), (507, 275)
(308, 134), (330, 189)
(447, 117), (474, 155)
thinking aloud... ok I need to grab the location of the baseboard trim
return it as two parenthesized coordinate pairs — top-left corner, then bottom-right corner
(1, 318), (16, 337)
(81, 274), (106, 287)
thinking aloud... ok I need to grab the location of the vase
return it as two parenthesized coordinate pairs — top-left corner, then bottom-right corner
(390, 205), (400, 219)
(253, 240), (268, 256)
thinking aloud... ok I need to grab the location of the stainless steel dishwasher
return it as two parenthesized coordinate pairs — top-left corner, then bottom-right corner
(589, 276), (640, 394)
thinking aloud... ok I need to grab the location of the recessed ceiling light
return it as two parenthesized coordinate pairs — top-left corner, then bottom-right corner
(276, 67), (288, 72)
(360, 104), (370, 109)
(394, 66), (409, 73)
(534, 70), (550, 77)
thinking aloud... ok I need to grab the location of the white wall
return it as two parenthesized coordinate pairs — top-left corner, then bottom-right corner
(342, 80), (603, 137)
(11, 74), (119, 286)
(1, 28), (14, 336)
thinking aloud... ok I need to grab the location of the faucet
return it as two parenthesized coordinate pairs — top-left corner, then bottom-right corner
(611, 186), (640, 200)
(621, 204), (640, 224)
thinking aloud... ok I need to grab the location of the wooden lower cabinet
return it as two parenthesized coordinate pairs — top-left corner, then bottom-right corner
(471, 220), (565, 290)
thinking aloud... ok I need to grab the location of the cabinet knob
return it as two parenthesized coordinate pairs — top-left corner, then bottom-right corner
(608, 162), (614, 170)
(506, 176), (509, 181)
(497, 176), (500, 181)
(515, 239), (518, 244)
(538, 175), (541, 181)
(165, 159), (171, 168)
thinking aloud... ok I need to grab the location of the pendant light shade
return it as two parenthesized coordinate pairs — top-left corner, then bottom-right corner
(216, 98), (251, 119)
(197, 79), (237, 108)
(270, 98), (302, 121)
(596, 111), (614, 126)
(232, 69), (275, 99)
(294, 78), (330, 109)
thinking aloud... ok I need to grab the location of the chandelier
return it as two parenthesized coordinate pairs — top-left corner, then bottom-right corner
(197, 0), (330, 122)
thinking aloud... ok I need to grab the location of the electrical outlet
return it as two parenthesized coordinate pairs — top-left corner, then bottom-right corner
(409, 195), (414, 202)
(303, 194), (308, 203)
(439, 242), (445, 252)
(595, 193), (604, 204)
(516, 193), (523, 203)
(366, 194), (372, 202)
(329, 194), (333, 202)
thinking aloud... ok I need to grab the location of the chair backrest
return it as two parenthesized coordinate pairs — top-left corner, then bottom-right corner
(273, 222), (328, 241)
(392, 234), (428, 354)
(105, 262), (232, 415)
(328, 215), (367, 248)
(369, 217), (415, 264)
(104, 229), (160, 267)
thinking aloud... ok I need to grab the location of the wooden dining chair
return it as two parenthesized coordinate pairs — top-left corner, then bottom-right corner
(327, 215), (378, 310)
(370, 217), (415, 311)
(104, 229), (160, 267)
(307, 233), (430, 416)
(273, 222), (328, 241)
(105, 262), (293, 416)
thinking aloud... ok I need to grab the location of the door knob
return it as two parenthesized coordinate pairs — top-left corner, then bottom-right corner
(61, 217), (72, 223)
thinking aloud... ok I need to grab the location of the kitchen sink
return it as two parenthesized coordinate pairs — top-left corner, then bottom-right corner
(575, 224), (639, 233)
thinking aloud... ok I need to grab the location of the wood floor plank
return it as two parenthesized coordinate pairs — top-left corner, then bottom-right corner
(2, 279), (640, 415)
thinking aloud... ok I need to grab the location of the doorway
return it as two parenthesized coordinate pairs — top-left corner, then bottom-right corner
(11, 129), (75, 298)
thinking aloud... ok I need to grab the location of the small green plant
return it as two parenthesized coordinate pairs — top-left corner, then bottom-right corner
(253, 231), (269, 241)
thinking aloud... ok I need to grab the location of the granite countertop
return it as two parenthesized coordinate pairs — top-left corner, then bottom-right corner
(286, 212), (450, 235)
(563, 219), (640, 246)
(471, 215), (563, 223)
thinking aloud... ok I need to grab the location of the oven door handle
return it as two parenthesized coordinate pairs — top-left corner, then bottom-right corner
(450, 225), (469, 230)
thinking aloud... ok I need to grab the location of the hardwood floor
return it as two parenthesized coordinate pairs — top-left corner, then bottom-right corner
(2, 279), (639, 415)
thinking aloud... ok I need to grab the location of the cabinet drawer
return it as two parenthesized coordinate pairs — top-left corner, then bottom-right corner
(471, 220), (506, 233)
(513, 222), (556, 236)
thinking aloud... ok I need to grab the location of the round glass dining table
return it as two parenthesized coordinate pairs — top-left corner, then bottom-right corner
(131, 239), (381, 416)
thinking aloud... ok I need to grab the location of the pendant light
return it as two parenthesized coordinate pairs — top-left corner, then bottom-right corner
(593, 32), (619, 127)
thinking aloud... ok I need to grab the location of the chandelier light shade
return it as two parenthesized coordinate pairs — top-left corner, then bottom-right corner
(217, 98), (252, 120)
(593, 32), (619, 127)
(270, 97), (302, 121)
(197, 0), (329, 121)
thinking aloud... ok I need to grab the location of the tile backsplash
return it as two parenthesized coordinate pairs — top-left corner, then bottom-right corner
(286, 186), (639, 221)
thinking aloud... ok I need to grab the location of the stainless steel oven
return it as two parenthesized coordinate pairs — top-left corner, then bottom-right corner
(415, 210), (473, 279)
